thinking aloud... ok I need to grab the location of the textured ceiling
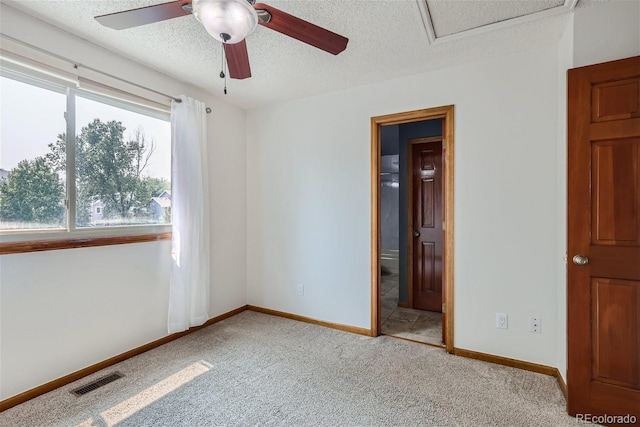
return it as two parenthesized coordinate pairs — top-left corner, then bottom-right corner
(1, 0), (587, 110)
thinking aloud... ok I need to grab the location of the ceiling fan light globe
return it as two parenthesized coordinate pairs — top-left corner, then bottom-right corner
(193, 0), (258, 44)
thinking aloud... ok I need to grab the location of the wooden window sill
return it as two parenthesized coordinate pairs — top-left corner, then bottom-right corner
(0, 232), (171, 255)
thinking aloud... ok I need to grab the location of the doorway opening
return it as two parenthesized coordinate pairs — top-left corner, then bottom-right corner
(371, 106), (454, 353)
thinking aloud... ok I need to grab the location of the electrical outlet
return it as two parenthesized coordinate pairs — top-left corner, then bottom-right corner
(297, 283), (304, 296)
(529, 317), (542, 333)
(496, 313), (508, 329)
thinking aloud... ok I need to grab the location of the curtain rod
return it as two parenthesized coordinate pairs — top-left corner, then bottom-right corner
(0, 33), (212, 113)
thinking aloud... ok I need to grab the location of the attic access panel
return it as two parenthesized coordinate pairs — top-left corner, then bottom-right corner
(425, 0), (566, 38)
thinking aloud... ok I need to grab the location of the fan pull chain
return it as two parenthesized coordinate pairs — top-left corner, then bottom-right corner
(220, 39), (228, 95)
(219, 43), (225, 79)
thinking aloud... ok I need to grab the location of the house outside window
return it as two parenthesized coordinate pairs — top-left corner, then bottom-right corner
(149, 190), (171, 222)
(91, 201), (104, 223)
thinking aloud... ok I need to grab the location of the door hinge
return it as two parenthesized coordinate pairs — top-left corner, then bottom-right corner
(442, 139), (446, 149)
(442, 221), (445, 231)
(442, 303), (446, 313)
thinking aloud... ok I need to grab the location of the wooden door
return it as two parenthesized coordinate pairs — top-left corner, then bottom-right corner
(567, 56), (640, 420)
(411, 140), (443, 312)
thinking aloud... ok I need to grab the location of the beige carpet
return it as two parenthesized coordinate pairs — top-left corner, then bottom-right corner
(1, 311), (578, 426)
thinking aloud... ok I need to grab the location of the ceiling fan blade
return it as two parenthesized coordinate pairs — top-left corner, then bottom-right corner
(254, 3), (348, 55)
(95, 1), (192, 30)
(225, 40), (252, 80)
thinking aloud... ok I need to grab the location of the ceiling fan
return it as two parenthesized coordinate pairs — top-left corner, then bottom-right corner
(95, 0), (349, 80)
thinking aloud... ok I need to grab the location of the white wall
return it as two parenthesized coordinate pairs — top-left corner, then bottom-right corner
(555, 14), (573, 385)
(247, 45), (561, 366)
(573, 0), (640, 68)
(0, 5), (246, 400)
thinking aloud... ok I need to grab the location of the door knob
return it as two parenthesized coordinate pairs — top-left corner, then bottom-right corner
(572, 254), (589, 265)
(414, 230), (420, 237)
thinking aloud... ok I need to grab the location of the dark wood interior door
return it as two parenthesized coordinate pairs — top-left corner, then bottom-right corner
(567, 56), (640, 420)
(411, 140), (443, 312)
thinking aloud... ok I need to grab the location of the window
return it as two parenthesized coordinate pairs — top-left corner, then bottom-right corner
(0, 68), (171, 237)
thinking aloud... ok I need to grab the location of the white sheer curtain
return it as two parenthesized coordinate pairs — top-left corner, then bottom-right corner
(168, 95), (210, 334)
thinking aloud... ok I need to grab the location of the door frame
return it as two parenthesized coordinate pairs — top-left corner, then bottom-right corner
(370, 105), (455, 353)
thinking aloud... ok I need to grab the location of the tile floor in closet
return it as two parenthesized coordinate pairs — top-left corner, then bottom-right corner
(380, 273), (443, 347)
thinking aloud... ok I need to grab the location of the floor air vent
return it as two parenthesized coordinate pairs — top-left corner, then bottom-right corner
(70, 372), (124, 396)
